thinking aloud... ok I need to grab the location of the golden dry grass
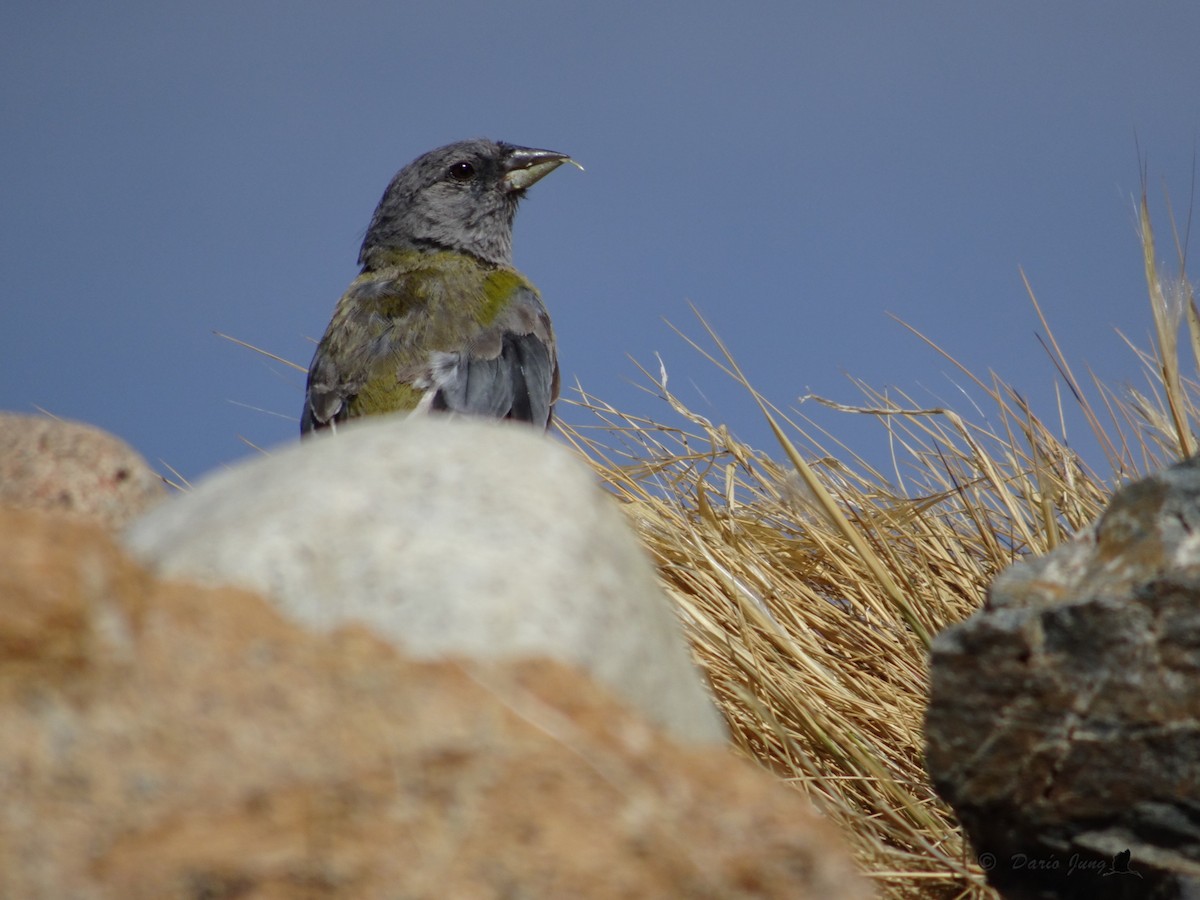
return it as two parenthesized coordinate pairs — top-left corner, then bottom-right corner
(558, 188), (1197, 899)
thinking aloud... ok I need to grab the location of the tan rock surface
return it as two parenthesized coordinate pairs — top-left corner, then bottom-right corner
(0, 412), (165, 529)
(0, 508), (871, 900)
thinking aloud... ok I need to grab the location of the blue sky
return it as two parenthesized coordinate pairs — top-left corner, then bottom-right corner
(3, 2), (1199, 484)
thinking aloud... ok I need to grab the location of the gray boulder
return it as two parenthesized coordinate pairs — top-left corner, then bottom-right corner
(926, 456), (1200, 899)
(125, 416), (726, 745)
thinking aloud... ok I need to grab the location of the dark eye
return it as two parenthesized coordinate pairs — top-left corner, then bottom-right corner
(447, 161), (475, 182)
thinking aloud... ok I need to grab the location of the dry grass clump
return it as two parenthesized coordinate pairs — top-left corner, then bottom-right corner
(558, 191), (1198, 899)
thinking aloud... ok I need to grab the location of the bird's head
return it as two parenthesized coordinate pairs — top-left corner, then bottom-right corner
(358, 139), (578, 270)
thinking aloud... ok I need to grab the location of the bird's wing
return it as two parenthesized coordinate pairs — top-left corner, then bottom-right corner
(302, 271), (558, 433)
(301, 346), (363, 434)
(431, 284), (559, 428)
(301, 274), (424, 433)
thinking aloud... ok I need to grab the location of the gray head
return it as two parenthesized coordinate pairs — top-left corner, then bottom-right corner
(358, 138), (576, 270)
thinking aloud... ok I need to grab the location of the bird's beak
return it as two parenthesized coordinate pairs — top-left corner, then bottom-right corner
(502, 146), (583, 192)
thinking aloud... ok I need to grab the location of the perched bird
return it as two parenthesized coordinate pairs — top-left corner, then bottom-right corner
(301, 138), (578, 435)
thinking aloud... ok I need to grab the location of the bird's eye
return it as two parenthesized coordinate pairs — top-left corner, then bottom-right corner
(447, 161), (476, 182)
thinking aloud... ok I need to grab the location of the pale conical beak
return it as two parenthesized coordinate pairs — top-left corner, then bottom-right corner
(502, 146), (583, 192)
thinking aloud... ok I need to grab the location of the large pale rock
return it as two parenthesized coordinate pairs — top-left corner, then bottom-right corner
(926, 456), (1200, 899)
(125, 417), (726, 744)
(0, 508), (871, 899)
(0, 412), (164, 528)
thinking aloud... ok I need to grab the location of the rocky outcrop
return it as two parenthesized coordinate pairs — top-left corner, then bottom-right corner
(0, 506), (871, 899)
(0, 412), (165, 528)
(125, 416), (726, 744)
(926, 456), (1200, 899)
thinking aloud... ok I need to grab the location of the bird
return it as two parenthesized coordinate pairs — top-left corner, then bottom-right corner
(301, 138), (579, 436)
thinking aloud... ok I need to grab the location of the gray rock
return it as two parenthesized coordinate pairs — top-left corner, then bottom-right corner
(125, 416), (726, 744)
(926, 456), (1200, 899)
(0, 413), (165, 529)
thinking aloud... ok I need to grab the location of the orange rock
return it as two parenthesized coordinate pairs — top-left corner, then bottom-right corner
(0, 508), (871, 899)
(0, 413), (165, 529)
